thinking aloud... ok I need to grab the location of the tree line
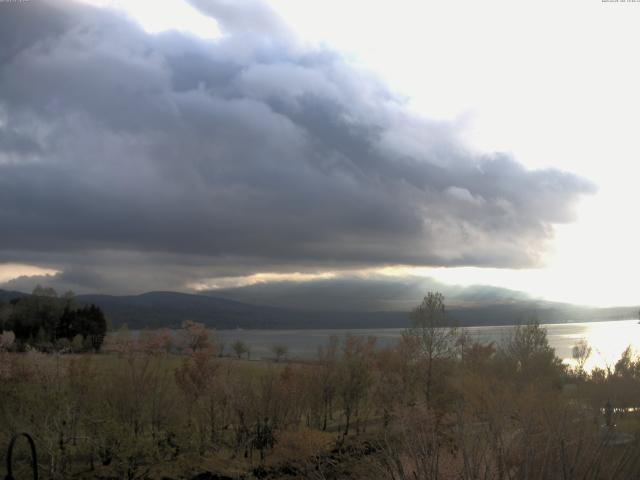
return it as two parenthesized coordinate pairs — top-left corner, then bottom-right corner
(0, 285), (107, 352)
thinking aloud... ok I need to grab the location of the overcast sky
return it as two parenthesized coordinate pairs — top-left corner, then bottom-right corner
(0, 0), (638, 307)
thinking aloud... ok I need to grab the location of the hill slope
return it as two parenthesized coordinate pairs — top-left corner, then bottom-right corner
(1, 289), (637, 330)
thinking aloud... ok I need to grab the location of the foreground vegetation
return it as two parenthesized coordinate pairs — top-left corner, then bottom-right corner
(2, 292), (640, 479)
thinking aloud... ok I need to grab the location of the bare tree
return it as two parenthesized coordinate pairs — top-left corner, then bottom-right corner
(572, 338), (592, 372)
(338, 335), (376, 435)
(503, 319), (562, 382)
(406, 291), (457, 404)
(232, 340), (250, 359)
(271, 344), (289, 362)
(317, 335), (339, 431)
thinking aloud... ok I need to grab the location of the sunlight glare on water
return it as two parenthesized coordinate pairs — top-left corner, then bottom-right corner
(560, 320), (640, 372)
(214, 319), (640, 371)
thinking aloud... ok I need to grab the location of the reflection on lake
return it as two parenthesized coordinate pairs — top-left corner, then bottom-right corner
(216, 319), (640, 371)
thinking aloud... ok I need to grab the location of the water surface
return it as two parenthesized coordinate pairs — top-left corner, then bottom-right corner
(215, 319), (640, 370)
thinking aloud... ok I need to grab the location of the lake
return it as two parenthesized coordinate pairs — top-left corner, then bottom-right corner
(215, 319), (640, 370)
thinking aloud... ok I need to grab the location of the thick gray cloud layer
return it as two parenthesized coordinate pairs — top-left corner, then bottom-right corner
(0, 0), (594, 293)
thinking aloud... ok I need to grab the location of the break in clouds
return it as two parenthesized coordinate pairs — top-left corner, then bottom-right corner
(0, 0), (594, 293)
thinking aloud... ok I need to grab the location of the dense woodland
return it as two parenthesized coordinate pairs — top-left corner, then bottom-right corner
(2, 292), (640, 479)
(0, 286), (107, 352)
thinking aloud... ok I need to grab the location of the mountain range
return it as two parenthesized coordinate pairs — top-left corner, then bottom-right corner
(1, 287), (637, 330)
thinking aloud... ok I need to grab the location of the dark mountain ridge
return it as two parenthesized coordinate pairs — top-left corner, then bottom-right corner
(1, 289), (637, 330)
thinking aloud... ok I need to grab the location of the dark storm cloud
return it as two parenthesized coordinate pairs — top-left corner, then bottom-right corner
(0, 0), (594, 292)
